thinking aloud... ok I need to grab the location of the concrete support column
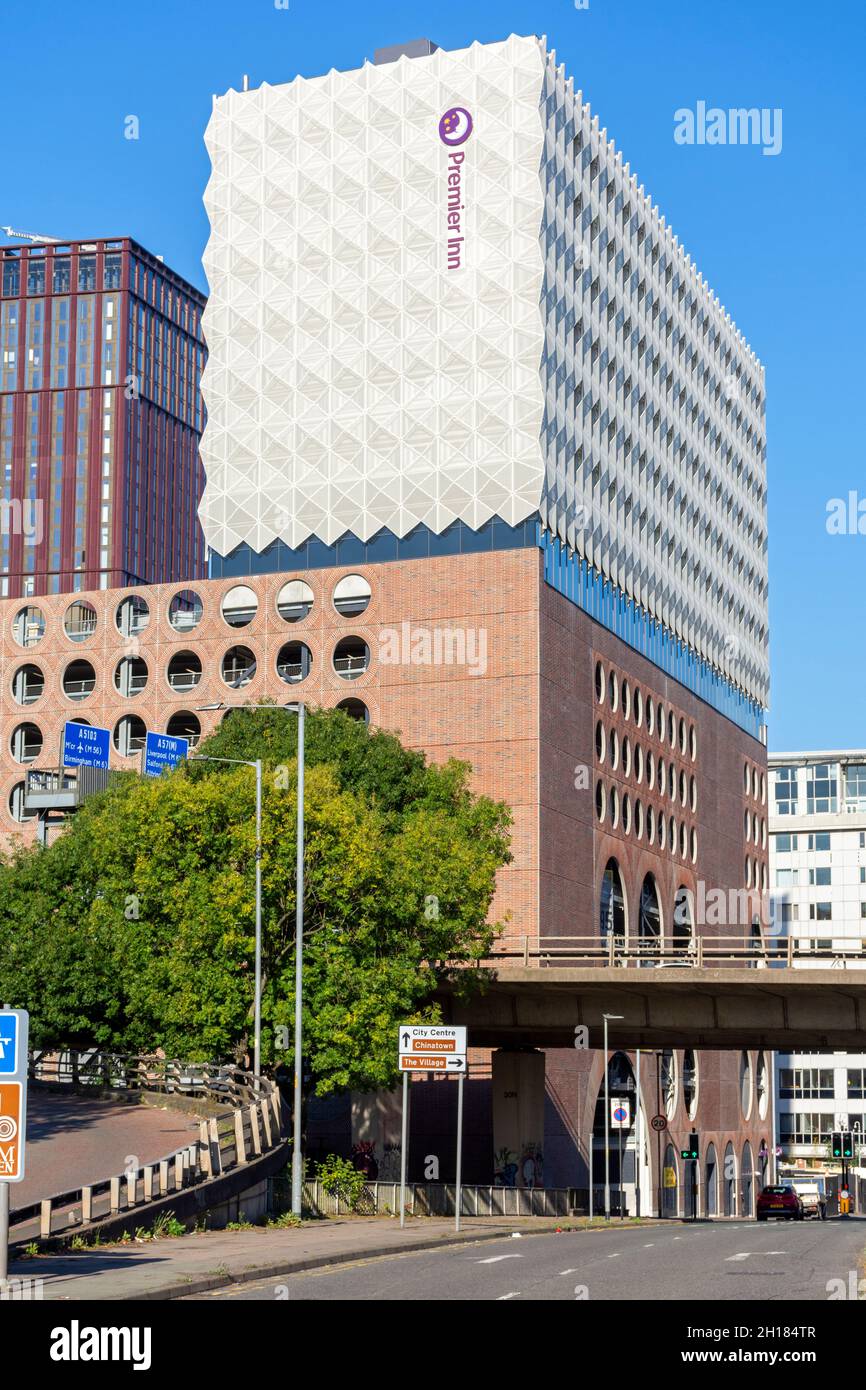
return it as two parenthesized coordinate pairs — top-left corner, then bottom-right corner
(492, 1049), (545, 1187)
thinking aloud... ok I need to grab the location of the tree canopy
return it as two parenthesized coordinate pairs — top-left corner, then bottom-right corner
(0, 707), (511, 1094)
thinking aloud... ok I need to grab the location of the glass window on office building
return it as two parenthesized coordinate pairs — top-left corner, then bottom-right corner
(78, 255), (97, 292)
(53, 257), (71, 294)
(774, 765), (798, 815)
(806, 763), (838, 814)
(779, 1068), (834, 1100)
(774, 833), (798, 853)
(26, 256), (45, 295)
(103, 254), (122, 290)
(807, 832), (831, 851)
(779, 1113), (834, 1145)
(845, 764), (866, 812)
(2, 254), (20, 297)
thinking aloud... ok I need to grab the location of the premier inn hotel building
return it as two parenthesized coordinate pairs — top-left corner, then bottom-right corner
(0, 36), (773, 1213)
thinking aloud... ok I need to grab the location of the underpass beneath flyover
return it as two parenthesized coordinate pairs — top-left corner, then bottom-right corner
(435, 967), (866, 1049)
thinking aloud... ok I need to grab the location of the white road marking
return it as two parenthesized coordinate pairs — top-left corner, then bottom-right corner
(643, 1243), (655, 1247)
(607, 1252), (620, 1258)
(478, 1254), (522, 1264)
(498, 1292), (521, 1300)
(560, 1269), (580, 1276)
(726, 1253), (750, 1261)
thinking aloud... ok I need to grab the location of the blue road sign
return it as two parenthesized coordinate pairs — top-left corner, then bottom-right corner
(63, 721), (110, 769)
(143, 731), (189, 778)
(0, 1013), (18, 1075)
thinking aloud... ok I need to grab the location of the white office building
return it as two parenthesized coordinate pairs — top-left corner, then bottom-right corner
(769, 751), (866, 1165)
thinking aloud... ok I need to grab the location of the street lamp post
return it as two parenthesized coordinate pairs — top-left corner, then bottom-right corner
(197, 701), (306, 1214)
(603, 1013), (624, 1219)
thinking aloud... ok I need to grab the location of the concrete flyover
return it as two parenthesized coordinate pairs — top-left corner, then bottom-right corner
(436, 966), (866, 1050)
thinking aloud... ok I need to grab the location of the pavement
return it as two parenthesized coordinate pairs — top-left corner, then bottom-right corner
(10, 1214), (653, 1301)
(187, 1215), (866, 1303)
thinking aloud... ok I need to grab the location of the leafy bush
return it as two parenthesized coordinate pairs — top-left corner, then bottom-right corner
(315, 1154), (367, 1210)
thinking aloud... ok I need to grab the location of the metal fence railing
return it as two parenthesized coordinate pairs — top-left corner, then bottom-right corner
(483, 934), (865, 969)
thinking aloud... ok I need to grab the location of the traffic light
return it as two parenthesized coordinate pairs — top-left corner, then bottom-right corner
(681, 1132), (699, 1161)
(831, 1131), (843, 1159)
(841, 1131), (854, 1160)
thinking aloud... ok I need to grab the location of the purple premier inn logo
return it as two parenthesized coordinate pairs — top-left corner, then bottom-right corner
(438, 106), (473, 145)
(440, 108), (472, 270)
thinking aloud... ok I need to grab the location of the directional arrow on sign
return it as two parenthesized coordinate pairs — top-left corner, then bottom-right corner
(402, 1031), (411, 1047)
(446, 1057), (465, 1071)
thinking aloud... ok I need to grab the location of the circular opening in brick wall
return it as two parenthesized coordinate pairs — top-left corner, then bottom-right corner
(9, 780), (36, 823)
(595, 662), (605, 704)
(333, 574), (372, 618)
(10, 721), (42, 764)
(167, 651), (202, 692)
(222, 645), (257, 689)
(12, 605), (45, 648)
(595, 780), (606, 823)
(595, 721), (605, 762)
(63, 659), (96, 701)
(276, 641), (312, 685)
(114, 714), (147, 758)
(622, 680), (631, 721)
(114, 656), (148, 698)
(333, 637), (370, 680)
(276, 579), (314, 624)
(169, 589), (204, 632)
(64, 600), (97, 644)
(11, 663), (44, 705)
(116, 594), (150, 638)
(221, 585), (258, 629)
(166, 711), (201, 747)
(336, 698), (369, 725)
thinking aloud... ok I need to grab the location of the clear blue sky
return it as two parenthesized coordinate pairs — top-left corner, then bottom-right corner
(4, 0), (864, 750)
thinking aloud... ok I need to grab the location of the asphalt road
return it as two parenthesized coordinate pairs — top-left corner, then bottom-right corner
(187, 1218), (866, 1302)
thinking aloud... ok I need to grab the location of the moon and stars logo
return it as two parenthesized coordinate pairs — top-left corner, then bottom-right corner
(438, 106), (473, 145)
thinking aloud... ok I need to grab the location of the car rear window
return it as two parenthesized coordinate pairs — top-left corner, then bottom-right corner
(762, 1186), (790, 1195)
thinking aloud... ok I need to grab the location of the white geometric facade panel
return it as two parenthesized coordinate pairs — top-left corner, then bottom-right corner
(535, 45), (769, 707)
(200, 34), (769, 709)
(199, 36), (548, 554)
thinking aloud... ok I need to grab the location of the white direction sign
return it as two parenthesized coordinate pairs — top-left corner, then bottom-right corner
(398, 1025), (466, 1074)
(398, 1025), (467, 1055)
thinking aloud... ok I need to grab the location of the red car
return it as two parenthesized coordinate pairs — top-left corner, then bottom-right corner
(756, 1184), (804, 1221)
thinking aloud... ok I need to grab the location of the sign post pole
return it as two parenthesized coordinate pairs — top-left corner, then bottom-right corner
(399, 1069), (409, 1230)
(0, 1181), (8, 1283)
(0, 1006), (29, 1283)
(455, 1070), (465, 1233)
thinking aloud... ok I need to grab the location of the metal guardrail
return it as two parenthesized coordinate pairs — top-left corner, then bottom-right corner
(484, 934), (865, 969)
(15, 1051), (287, 1241)
(302, 1180), (579, 1218)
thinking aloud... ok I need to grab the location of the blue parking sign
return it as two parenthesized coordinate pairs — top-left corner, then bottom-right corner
(143, 731), (189, 778)
(0, 1012), (19, 1075)
(63, 720), (110, 769)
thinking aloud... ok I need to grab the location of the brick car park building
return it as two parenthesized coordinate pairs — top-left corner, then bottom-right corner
(0, 35), (773, 1214)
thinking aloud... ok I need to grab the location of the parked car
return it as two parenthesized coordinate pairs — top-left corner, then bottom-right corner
(793, 1183), (828, 1220)
(757, 1184), (804, 1221)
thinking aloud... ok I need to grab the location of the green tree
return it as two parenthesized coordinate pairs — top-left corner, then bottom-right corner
(0, 708), (511, 1093)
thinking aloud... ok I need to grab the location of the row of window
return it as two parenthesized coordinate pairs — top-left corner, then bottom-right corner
(778, 1067), (866, 1100)
(595, 779), (697, 861)
(595, 720), (697, 810)
(772, 762), (866, 816)
(9, 636), (371, 708)
(9, 575), (372, 649)
(594, 661), (697, 759)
